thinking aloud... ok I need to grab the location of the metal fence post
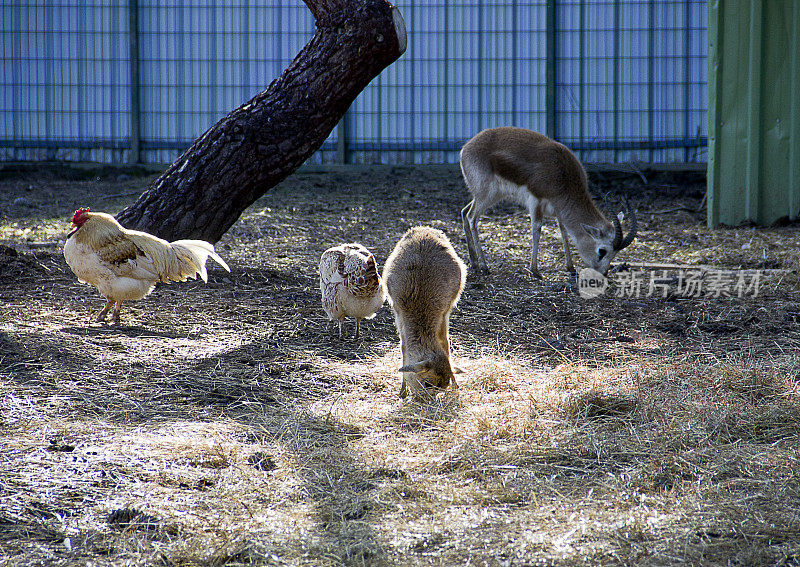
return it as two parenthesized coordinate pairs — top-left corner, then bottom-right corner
(477, 0), (485, 133)
(612, 0), (620, 162)
(648, 0), (655, 163)
(791, 1), (800, 221)
(336, 113), (349, 164)
(545, 0), (557, 140)
(129, 0), (141, 164)
(511, 0), (518, 127)
(683, 0), (692, 162)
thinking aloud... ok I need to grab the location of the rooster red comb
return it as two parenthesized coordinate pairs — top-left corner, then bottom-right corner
(72, 207), (89, 222)
(72, 208), (91, 225)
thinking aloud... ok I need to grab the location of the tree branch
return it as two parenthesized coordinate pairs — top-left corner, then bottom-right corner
(116, 0), (406, 243)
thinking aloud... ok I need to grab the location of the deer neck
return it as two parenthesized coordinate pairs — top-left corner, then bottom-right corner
(549, 191), (609, 235)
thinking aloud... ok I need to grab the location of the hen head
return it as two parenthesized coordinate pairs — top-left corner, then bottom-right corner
(71, 208), (91, 229)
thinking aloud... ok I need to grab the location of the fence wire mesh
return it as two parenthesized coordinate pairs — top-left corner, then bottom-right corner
(1, 0), (707, 165)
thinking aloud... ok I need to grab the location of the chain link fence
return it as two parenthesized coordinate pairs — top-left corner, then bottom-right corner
(1, 0), (706, 165)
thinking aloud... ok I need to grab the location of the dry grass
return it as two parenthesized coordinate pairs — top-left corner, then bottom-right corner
(1, 164), (800, 565)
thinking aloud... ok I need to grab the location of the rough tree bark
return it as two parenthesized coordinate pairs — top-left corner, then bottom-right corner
(116, 0), (407, 243)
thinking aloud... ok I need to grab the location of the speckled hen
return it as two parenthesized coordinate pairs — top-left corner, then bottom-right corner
(319, 243), (386, 339)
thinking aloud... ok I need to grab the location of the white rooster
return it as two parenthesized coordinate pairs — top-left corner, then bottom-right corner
(63, 207), (230, 325)
(319, 243), (386, 339)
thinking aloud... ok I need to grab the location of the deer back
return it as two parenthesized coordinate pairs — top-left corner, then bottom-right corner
(384, 227), (465, 326)
(463, 127), (606, 227)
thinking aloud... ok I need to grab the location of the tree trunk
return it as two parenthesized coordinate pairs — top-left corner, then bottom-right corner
(116, 0), (407, 243)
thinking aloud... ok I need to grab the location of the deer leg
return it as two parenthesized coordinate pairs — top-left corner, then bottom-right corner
(528, 204), (544, 279)
(461, 200), (486, 276)
(464, 197), (497, 276)
(398, 339), (409, 398)
(438, 315), (457, 391)
(558, 219), (576, 273)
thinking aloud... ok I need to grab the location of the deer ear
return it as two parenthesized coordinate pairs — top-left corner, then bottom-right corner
(581, 224), (604, 240)
(399, 360), (433, 373)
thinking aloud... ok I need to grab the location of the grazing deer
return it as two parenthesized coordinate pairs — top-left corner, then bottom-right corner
(383, 226), (466, 400)
(460, 127), (637, 278)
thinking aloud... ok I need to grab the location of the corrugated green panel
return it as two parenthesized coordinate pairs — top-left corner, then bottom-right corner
(706, 0), (721, 226)
(760, 1), (792, 225)
(790, 1), (800, 223)
(707, 0), (800, 227)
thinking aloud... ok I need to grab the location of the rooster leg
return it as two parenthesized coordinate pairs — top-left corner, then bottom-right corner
(95, 298), (114, 322)
(354, 318), (361, 340)
(338, 318), (344, 338)
(110, 300), (123, 326)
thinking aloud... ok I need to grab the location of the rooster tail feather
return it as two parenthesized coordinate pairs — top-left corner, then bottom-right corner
(170, 240), (230, 283)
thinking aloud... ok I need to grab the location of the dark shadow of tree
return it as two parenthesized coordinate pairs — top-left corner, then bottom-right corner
(2, 326), (400, 564)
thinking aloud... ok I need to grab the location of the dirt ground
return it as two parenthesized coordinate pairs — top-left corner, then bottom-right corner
(1, 163), (799, 566)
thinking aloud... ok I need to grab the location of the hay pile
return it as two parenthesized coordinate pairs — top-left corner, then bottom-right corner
(1, 165), (799, 565)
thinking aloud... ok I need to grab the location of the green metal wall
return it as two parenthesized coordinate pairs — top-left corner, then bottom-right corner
(707, 0), (800, 227)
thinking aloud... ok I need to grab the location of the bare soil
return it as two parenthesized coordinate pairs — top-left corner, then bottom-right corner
(1, 164), (799, 566)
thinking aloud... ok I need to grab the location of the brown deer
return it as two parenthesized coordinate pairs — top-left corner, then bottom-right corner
(460, 127), (637, 278)
(383, 226), (466, 400)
